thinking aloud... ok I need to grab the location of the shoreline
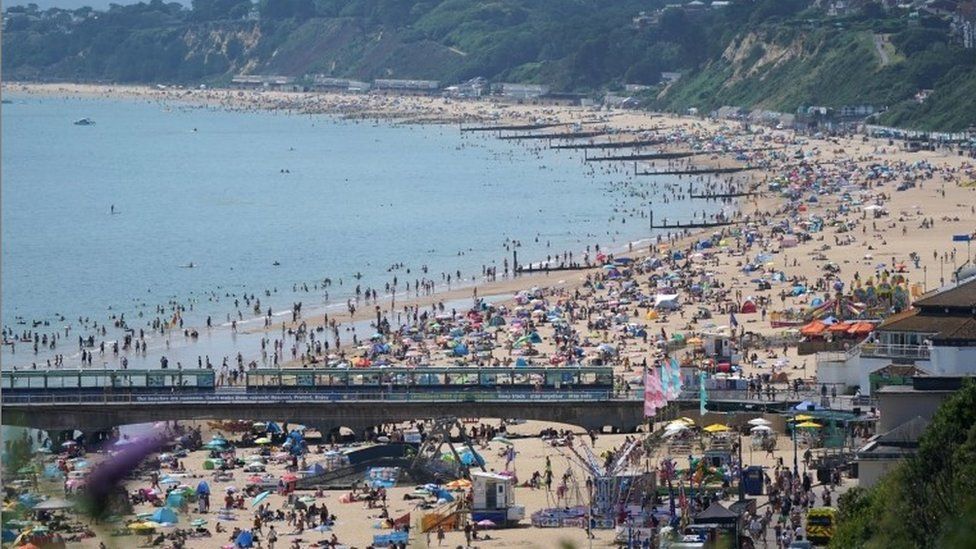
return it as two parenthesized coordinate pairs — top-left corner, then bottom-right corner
(2, 81), (735, 371)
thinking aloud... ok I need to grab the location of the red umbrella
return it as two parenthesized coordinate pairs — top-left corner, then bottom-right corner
(281, 473), (298, 483)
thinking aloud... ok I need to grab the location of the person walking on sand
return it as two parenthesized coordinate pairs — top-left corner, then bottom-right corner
(437, 525), (445, 545)
(267, 525), (277, 549)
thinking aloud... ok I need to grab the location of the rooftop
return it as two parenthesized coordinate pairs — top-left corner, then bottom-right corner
(912, 276), (976, 309)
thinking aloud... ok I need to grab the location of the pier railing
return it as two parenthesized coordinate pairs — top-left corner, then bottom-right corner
(1, 390), (625, 406)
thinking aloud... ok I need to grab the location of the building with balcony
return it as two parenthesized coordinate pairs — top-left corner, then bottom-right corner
(817, 276), (976, 394)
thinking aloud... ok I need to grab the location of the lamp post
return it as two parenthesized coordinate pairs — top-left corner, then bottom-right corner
(793, 413), (799, 476)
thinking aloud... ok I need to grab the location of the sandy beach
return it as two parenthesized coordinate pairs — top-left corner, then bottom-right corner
(3, 81), (976, 549)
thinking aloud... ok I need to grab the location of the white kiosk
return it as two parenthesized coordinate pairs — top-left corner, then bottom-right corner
(471, 472), (525, 525)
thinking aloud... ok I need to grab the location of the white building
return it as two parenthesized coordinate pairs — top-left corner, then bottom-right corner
(817, 277), (976, 395)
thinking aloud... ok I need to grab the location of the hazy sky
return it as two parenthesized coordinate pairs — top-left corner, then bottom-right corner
(6, 0), (187, 9)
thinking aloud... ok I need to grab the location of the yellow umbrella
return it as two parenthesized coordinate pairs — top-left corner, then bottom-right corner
(796, 421), (822, 429)
(128, 521), (160, 532)
(687, 337), (704, 346)
(254, 437), (271, 445)
(703, 423), (731, 433)
(678, 417), (696, 425)
(790, 414), (815, 422)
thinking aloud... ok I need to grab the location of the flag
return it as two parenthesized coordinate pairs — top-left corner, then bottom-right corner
(644, 367), (667, 417)
(670, 358), (682, 398)
(644, 369), (658, 418)
(659, 363), (670, 398)
(730, 312), (739, 328)
(699, 370), (708, 416)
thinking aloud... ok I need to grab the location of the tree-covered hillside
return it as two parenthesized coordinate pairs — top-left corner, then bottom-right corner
(3, 0), (975, 130)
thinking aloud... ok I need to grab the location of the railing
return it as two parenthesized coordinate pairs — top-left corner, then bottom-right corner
(0, 390), (623, 406)
(860, 343), (930, 360)
(816, 346), (861, 364)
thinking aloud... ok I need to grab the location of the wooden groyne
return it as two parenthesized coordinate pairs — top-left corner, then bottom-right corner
(460, 122), (566, 132)
(515, 264), (593, 275)
(550, 139), (663, 150)
(499, 130), (608, 141)
(586, 151), (698, 162)
(636, 166), (760, 176)
(588, 145), (785, 163)
(650, 220), (740, 229)
(689, 191), (758, 200)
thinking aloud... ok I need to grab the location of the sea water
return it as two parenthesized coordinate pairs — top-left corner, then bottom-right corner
(1, 94), (708, 370)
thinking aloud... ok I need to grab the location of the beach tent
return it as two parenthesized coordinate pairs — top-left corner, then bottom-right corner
(459, 450), (485, 467)
(151, 507), (178, 524)
(165, 492), (184, 509)
(740, 300), (757, 314)
(654, 294), (680, 310)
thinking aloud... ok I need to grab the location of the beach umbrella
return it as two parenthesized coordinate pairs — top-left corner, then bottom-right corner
(476, 519), (496, 528)
(190, 518), (207, 528)
(196, 481), (210, 496)
(703, 424), (731, 433)
(750, 425), (773, 432)
(747, 418), (772, 426)
(236, 530), (254, 548)
(796, 421), (822, 429)
(251, 491), (271, 507)
(1, 529), (16, 542)
(491, 436), (513, 446)
(790, 414), (815, 422)
(254, 437), (271, 445)
(665, 421), (689, 432)
(445, 479), (472, 490)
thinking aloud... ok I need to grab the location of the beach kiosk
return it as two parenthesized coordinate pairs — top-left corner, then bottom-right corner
(471, 472), (525, 526)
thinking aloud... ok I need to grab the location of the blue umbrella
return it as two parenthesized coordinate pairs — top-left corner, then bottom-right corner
(196, 481), (210, 495)
(251, 491), (271, 507)
(236, 530), (254, 548)
(266, 422), (282, 434)
(2, 529), (17, 542)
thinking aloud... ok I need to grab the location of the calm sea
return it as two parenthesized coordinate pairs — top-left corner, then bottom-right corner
(1, 94), (704, 369)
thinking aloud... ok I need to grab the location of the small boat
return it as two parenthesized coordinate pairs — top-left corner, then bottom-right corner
(74, 118), (96, 126)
